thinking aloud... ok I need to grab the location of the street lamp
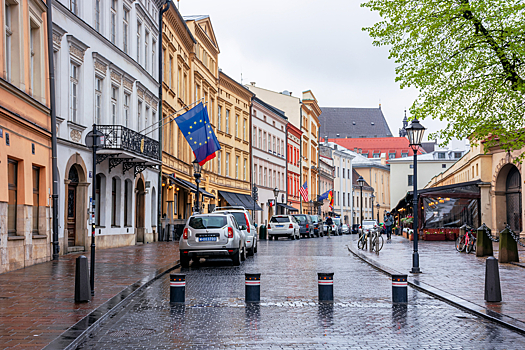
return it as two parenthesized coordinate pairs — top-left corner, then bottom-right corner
(192, 160), (202, 213)
(376, 203), (380, 223)
(371, 193), (375, 221)
(273, 187), (279, 215)
(357, 176), (365, 225)
(406, 118), (426, 274)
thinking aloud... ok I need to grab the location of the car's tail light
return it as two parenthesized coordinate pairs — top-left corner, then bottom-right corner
(289, 224), (293, 228)
(183, 228), (188, 239)
(244, 213), (251, 233)
(228, 227), (234, 238)
(306, 224), (309, 229)
(359, 225), (362, 229)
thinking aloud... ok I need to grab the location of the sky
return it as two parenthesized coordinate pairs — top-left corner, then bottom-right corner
(179, 0), (447, 141)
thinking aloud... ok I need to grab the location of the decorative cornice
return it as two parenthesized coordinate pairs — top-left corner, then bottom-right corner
(52, 24), (67, 51)
(67, 35), (89, 62)
(92, 52), (110, 76)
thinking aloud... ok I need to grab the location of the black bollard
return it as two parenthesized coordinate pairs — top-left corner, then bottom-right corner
(170, 274), (185, 304)
(74, 256), (91, 302)
(392, 274), (408, 303)
(318, 272), (334, 302)
(485, 257), (502, 302)
(245, 273), (261, 303)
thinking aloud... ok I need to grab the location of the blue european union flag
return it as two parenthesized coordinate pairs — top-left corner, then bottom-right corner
(175, 103), (221, 165)
(318, 190), (331, 201)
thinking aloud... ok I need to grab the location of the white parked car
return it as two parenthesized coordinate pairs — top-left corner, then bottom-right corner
(267, 215), (300, 240)
(359, 220), (379, 235)
(341, 224), (350, 234)
(213, 206), (257, 255)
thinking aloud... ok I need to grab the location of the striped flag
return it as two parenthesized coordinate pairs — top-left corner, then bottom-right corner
(328, 190), (334, 211)
(299, 181), (309, 202)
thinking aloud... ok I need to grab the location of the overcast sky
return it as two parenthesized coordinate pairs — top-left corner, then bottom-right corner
(179, 0), (447, 141)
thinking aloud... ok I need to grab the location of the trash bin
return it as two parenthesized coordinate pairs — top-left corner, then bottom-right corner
(260, 225), (267, 240)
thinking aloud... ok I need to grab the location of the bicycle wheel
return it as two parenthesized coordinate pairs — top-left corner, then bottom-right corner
(357, 237), (365, 250)
(466, 238), (476, 254)
(455, 235), (466, 252)
(374, 235), (384, 252)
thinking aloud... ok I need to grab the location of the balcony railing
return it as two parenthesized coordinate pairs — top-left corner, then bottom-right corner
(97, 125), (160, 160)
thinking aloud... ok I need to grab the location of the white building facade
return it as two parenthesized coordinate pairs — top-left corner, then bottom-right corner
(251, 97), (287, 225)
(53, 0), (161, 253)
(327, 142), (354, 225)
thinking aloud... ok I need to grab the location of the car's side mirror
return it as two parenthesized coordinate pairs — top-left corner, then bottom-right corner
(239, 225), (247, 231)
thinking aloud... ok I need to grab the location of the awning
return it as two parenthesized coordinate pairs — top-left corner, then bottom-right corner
(219, 190), (262, 211)
(277, 203), (299, 212)
(170, 176), (215, 198)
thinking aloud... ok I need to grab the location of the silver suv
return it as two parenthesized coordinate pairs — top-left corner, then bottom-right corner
(179, 213), (246, 267)
(212, 206), (257, 256)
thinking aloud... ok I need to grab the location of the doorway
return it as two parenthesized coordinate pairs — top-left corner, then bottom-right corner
(506, 166), (522, 232)
(135, 178), (145, 242)
(67, 166), (79, 247)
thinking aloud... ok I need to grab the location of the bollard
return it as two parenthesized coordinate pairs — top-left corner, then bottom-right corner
(392, 274), (408, 303)
(476, 224), (494, 257)
(318, 272), (334, 302)
(499, 228), (519, 263)
(170, 274), (186, 304)
(485, 257), (502, 302)
(245, 273), (261, 303)
(74, 256), (91, 302)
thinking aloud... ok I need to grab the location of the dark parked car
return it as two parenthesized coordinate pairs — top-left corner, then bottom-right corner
(292, 214), (314, 238)
(309, 215), (322, 237)
(352, 224), (359, 234)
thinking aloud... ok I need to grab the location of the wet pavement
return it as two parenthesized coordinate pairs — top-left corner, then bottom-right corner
(0, 242), (179, 350)
(75, 235), (525, 349)
(348, 235), (525, 326)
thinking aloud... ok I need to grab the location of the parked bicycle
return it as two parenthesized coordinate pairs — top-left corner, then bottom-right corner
(455, 225), (477, 253)
(358, 230), (384, 252)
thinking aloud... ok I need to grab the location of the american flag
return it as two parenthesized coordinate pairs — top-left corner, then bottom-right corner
(299, 182), (309, 202)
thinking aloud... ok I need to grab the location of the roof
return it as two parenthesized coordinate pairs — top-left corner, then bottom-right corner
(388, 149), (466, 163)
(330, 137), (423, 160)
(253, 97), (287, 120)
(319, 107), (393, 138)
(352, 169), (374, 191)
(182, 15), (210, 21)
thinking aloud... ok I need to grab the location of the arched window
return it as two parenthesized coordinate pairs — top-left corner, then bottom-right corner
(111, 177), (121, 227)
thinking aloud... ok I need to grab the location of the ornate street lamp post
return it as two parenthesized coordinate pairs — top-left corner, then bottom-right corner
(405, 118), (426, 274)
(370, 193), (375, 221)
(376, 203), (380, 223)
(357, 176), (365, 225)
(192, 160), (202, 213)
(273, 187), (279, 215)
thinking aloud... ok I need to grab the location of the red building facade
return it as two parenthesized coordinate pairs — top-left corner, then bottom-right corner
(287, 123), (302, 211)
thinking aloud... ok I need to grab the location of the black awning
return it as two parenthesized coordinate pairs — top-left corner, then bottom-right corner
(219, 190), (262, 211)
(171, 176), (215, 198)
(277, 203), (299, 211)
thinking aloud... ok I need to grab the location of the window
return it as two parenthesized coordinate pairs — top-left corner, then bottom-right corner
(168, 56), (172, 88)
(389, 152), (396, 159)
(124, 93), (130, 127)
(152, 39), (156, 75)
(123, 8), (129, 53)
(29, 23), (41, 98)
(225, 153), (230, 176)
(111, 86), (118, 124)
(8, 159), (17, 236)
(111, 178), (117, 226)
(343, 192), (345, 206)
(144, 31), (149, 70)
(243, 159), (247, 181)
(111, 0), (117, 44)
(409, 164), (414, 169)
(217, 106), (222, 131)
(401, 152), (408, 157)
(5, 2), (13, 82)
(70, 63), (79, 122)
(408, 175), (413, 186)
(145, 105), (149, 129)
(95, 78), (102, 124)
(258, 130), (262, 148)
(259, 167), (262, 185)
(263, 132), (266, 151)
(437, 152), (446, 159)
(217, 151), (222, 175)
(71, 0), (78, 14)
(243, 119), (246, 140)
(442, 164), (447, 168)
(264, 168), (267, 187)
(454, 152), (462, 159)
(348, 169), (350, 178)
(268, 136), (272, 152)
(136, 20), (141, 63)
(373, 153), (380, 158)
(137, 100), (142, 130)
(235, 156), (239, 179)
(225, 109), (230, 134)
(235, 115), (239, 137)
(277, 138), (280, 154)
(342, 168), (345, 178)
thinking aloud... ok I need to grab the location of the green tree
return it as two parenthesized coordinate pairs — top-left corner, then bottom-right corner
(362, 0), (525, 155)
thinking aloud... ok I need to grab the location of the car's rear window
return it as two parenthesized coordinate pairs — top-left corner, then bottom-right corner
(363, 220), (376, 226)
(231, 212), (247, 226)
(189, 216), (227, 229)
(271, 216), (290, 223)
(333, 218), (341, 224)
(310, 216), (318, 223)
(293, 215), (307, 223)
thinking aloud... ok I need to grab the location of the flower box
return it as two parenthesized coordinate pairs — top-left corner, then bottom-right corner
(445, 231), (456, 241)
(424, 233), (446, 241)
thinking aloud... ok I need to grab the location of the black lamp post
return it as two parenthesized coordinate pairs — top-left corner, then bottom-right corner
(406, 118), (426, 274)
(273, 187), (279, 215)
(357, 176), (365, 225)
(192, 160), (202, 213)
(376, 203), (380, 223)
(370, 193), (375, 221)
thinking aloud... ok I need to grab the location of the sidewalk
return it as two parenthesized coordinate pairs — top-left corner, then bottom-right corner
(0, 241), (180, 350)
(347, 234), (525, 331)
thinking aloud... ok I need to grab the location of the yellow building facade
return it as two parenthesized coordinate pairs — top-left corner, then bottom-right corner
(301, 91), (321, 214)
(0, 0), (52, 272)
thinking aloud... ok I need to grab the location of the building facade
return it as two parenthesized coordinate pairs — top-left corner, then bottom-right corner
(251, 97), (287, 225)
(1, 0), (52, 272)
(327, 142), (354, 224)
(352, 169), (374, 224)
(319, 144), (335, 217)
(286, 122), (302, 212)
(53, 0), (161, 253)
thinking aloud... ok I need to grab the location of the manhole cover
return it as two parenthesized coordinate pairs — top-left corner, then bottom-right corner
(108, 329), (155, 337)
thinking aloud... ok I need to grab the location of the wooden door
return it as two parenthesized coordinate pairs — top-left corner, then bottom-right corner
(67, 185), (77, 246)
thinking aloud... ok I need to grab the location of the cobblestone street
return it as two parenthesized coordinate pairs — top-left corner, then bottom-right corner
(76, 235), (525, 350)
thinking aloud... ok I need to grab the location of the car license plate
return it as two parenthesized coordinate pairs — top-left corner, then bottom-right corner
(198, 237), (217, 242)
(276, 225), (284, 228)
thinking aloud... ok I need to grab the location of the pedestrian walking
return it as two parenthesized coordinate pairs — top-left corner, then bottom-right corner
(384, 212), (393, 240)
(325, 216), (333, 238)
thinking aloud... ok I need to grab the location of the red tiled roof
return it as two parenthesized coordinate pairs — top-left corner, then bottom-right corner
(329, 137), (424, 159)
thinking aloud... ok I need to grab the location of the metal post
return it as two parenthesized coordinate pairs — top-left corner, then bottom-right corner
(360, 187), (363, 226)
(170, 274), (186, 304)
(318, 272), (334, 302)
(195, 178), (200, 213)
(245, 273), (261, 303)
(392, 274), (408, 303)
(411, 151), (421, 273)
(90, 124), (97, 295)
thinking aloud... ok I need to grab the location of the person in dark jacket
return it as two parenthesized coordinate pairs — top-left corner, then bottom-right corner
(384, 212), (394, 240)
(325, 216), (334, 238)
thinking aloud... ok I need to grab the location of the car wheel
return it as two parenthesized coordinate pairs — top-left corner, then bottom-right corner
(248, 244), (255, 256)
(180, 254), (190, 268)
(254, 240), (258, 253)
(232, 248), (241, 266)
(241, 245), (247, 261)
(291, 233), (295, 240)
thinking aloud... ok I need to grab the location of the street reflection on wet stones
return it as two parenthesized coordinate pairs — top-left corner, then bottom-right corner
(77, 236), (525, 349)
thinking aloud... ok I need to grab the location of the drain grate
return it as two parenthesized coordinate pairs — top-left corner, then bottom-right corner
(108, 329), (156, 338)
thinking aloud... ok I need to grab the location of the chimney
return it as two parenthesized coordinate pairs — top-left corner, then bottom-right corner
(250, 82), (256, 86)
(381, 153), (386, 165)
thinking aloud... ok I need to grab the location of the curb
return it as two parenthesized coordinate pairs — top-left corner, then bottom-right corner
(43, 260), (181, 350)
(347, 242), (525, 335)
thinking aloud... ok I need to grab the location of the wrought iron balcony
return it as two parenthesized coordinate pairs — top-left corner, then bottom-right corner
(96, 125), (159, 160)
